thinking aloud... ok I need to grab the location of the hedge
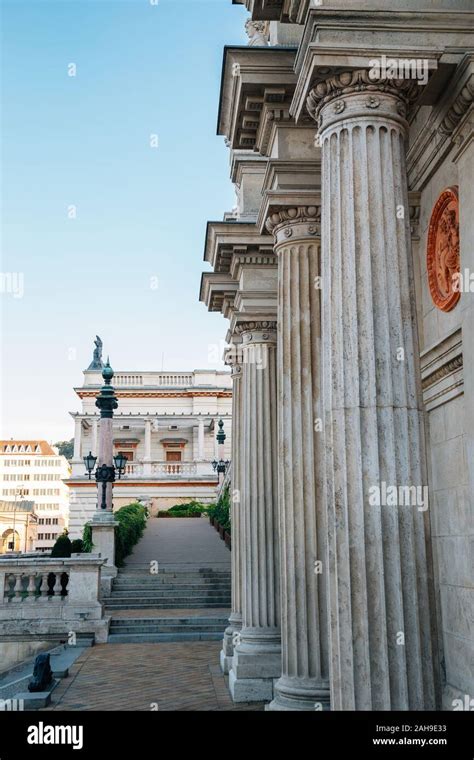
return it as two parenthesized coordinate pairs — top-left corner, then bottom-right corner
(157, 501), (207, 518)
(51, 531), (72, 557)
(207, 486), (231, 533)
(81, 502), (148, 567)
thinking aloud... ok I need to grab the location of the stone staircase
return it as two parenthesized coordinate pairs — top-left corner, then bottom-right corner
(107, 615), (230, 643)
(104, 567), (231, 643)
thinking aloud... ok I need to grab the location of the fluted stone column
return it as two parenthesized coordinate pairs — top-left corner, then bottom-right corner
(220, 340), (243, 673)
(307, 71), (437, 710)
(229, 320), (281, 702)
(73, 416), (82, 460)
(265, 206), (330, 711)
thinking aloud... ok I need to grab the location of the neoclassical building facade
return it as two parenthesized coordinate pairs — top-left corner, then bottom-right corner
(200, 1), (474, 711)
(67, 360), (232, 538)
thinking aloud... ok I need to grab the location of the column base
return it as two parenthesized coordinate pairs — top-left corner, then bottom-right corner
(228, 668), (277, 703)
(228, 628), (281, 701)
(220, 619), (242, 674)
(266, 675), (331, 711)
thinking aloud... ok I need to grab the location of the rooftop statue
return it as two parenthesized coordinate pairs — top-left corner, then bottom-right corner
(87, 335), (104, 370)
(245, 19), (269, 48)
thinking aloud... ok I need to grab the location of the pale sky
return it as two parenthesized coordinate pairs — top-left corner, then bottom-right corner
(1, 0), (247, 442)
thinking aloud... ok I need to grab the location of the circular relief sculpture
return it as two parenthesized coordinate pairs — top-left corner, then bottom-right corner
(427, 186), (461, 312)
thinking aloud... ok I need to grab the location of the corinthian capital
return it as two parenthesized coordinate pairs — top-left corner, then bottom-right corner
(235, 320), (277, 343)
(306, 69), (420, 132)
(266, 205), (321, 244)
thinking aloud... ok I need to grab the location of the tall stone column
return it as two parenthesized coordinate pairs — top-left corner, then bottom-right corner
(220, 339), (243, 673)
(143, 418), (152, 476)
(265, 206), (330, 711)
(73, 417), (82, 460)
(198, 418), (205, 461)
(229, 320), (281, 702)
(306, 72), (437, 710)
(91, 417), (99, 456)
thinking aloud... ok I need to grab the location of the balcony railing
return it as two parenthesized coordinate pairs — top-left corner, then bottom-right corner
(152, 462), (197, 476)
(71, 460), (218, 480)
(121, 461), (214, 479)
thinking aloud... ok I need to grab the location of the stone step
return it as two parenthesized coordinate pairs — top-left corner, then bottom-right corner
(110, 616), (228, 628)
(104, 601), (229, 610)
(107, 632), (224, 643)
(113, 577), (231, 588)
(108, 587), (231, 594)
(108, 589), (230, 598)
(108, 623), (226, 634)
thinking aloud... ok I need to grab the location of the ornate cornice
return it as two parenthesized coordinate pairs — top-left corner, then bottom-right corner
(306, 70), (420, 127)
(77, 391), (232, 399)
(422, 354), (463, 391)
(437, 75), (474, 136)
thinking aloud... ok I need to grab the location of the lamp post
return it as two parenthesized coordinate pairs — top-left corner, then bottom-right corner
(11, 488), (25, 552)
(85, 358), (121, 586)
(212, 419), (230, 484)
(83, 450), (127, 510)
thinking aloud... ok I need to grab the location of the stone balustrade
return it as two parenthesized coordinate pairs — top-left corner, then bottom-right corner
(73, 460), (217, 479)
(0, 555), (109, 643)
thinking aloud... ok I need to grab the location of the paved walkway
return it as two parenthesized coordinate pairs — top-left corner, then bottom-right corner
(125, 517), (231, 569)
(41, 518), (251, 711)
(45, 643), (263, 711)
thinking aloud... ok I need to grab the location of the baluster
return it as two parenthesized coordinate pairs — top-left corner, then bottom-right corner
(12, 574), (23, 602)
(52, 572), (62, 599)
(26, 573), (37, 601)
(6, 573), (14, 602)
(40, 572), (50, 599)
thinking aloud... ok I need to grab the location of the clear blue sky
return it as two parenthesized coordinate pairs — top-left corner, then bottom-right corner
(1, 0), (248, 442)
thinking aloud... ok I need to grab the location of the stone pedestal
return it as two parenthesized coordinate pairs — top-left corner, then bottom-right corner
(229, 321), (281, 702)
(88, 513), (118, 596)
(265, 207), (331, 711)
(307, 72), (437, 710)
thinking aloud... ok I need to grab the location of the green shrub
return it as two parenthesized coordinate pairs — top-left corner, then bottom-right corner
(51, 531), (72, 557)
(70, 539), (84, 553)
(157, 501), (208, 518)
(114, 503), (148, 566)
(80, 503), (148, 566)
(82, 524), (93, 553)
(210, 487), (231, 533)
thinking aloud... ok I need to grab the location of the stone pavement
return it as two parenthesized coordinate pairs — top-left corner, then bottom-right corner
(41, 519), (260, 711)
(125, 517), (231, 569)
(44, 642), (264, 711)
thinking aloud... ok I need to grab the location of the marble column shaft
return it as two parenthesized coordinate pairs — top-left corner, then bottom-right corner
(265, 207), (331, 710)
(229, 321), (281, 701)
(307, 72), (437, 710)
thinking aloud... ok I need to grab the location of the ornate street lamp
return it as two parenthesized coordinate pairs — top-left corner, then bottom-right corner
(212, 419), (230, 479)
(113, 452), (128, 476)
(83, 452), (97, 479)
(93, 359), (126, 510)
